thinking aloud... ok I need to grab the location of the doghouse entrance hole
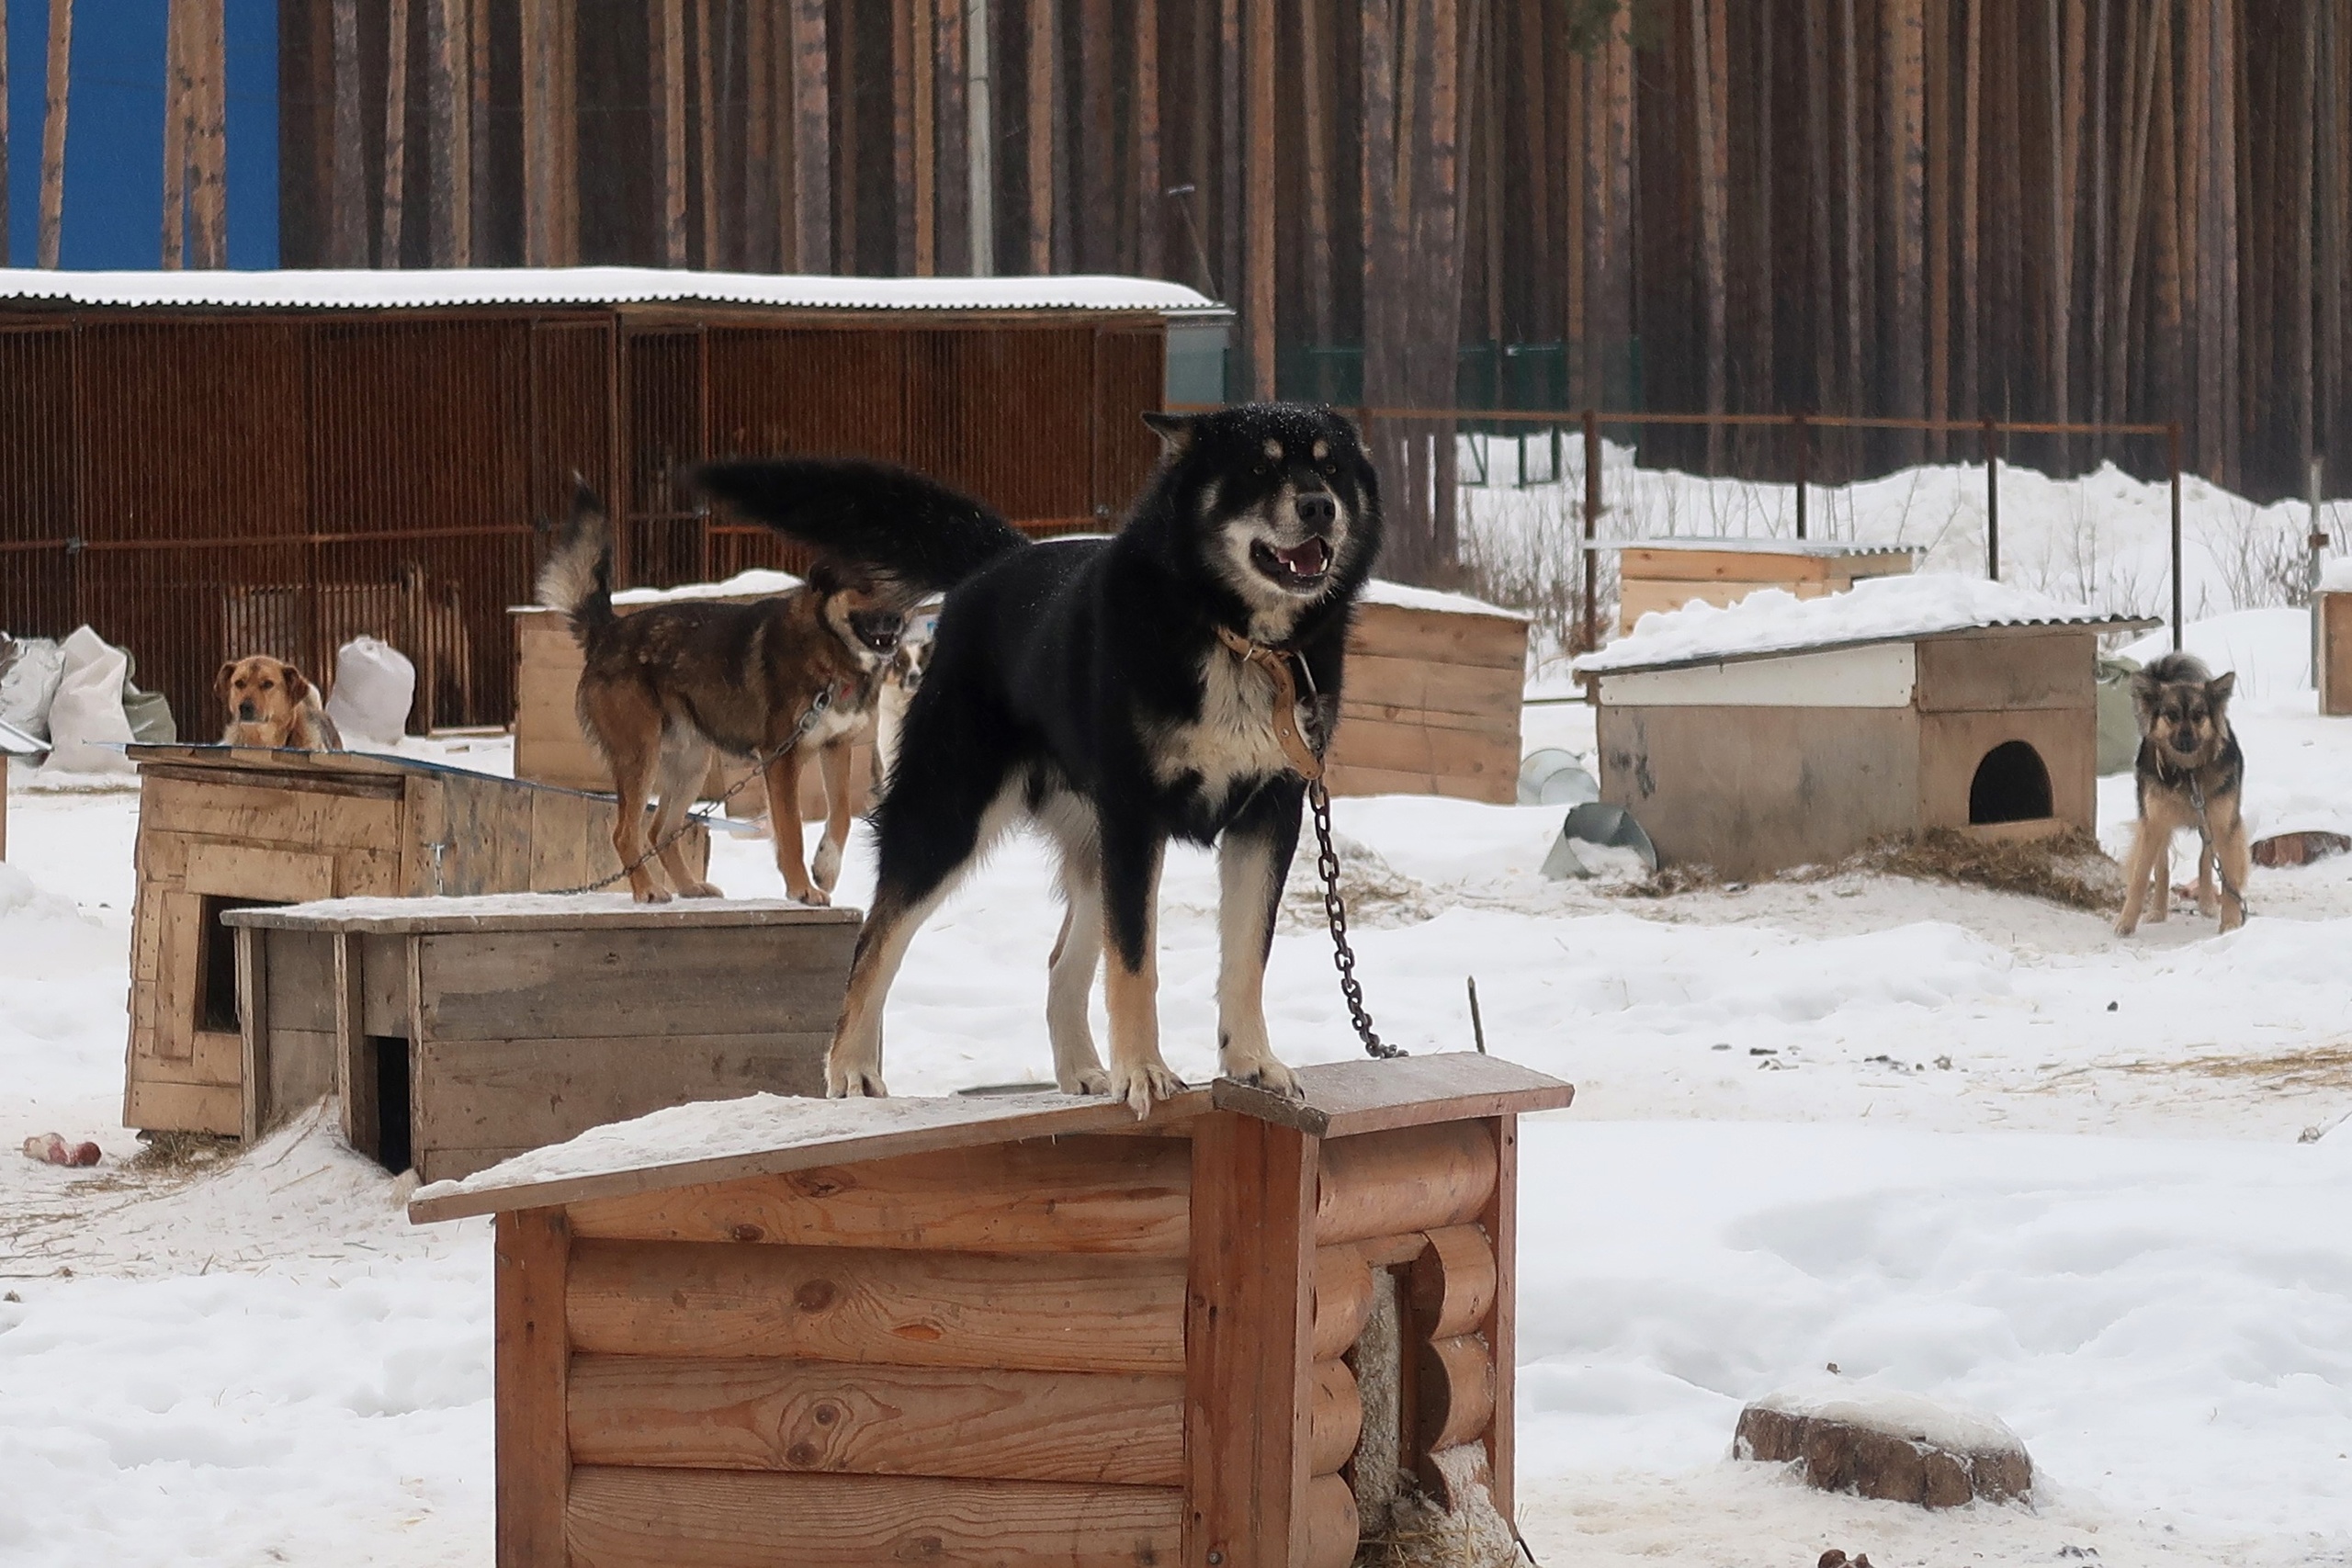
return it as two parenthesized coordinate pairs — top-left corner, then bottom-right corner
(197, 897), (283, 1033)
(369, 1036), (413, 1174)
(1968, 739), (2053, 825)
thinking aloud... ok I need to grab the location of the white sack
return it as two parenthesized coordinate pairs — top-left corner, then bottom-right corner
(326, 636), (416, 747)
(42, 626), (136, 774)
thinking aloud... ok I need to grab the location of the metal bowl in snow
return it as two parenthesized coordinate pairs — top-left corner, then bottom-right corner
(1518, 748), (1600, 807)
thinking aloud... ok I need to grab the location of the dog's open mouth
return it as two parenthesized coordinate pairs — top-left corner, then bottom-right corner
(1250, 536), (1332, 592)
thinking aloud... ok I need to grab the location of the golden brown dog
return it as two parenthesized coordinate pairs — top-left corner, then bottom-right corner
(537, 484), (900, 904)
(2115, 651), (2248, 936)
(217, 656), (343, 750)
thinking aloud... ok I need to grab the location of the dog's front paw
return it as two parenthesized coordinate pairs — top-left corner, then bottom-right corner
(791, 885), (832, 908)
(2112, 915), (2138, 937)
(633, 884), (674, 906)
(1222, 1056), (1305, 1100)
(813, 840), (843, 892)
(1108, 1058), (1187, 1119)
(679, 879), (724, 899)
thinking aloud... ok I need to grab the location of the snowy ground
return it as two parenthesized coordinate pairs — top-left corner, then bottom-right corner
(5, 604), (2351, 1560)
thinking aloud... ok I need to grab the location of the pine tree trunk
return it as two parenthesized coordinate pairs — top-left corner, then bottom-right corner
(695, 0), (719, 266)
(1131, 0), (1159, 277)
(162, 0), (189, 267)
(790, 0), (831, 271)
(1959, 0), (1979, 420)
(383, 0), (411, 265)
(656, 0), (688, 265)
(39, 0), (71, 268)
(1302, 0), (1335, 344)
(1691, 0), (1729, 466)
(1245, 0), (1275, 398)
(1886, 0), (1926, 454)
(1027, 0), (1055, 273)
(428, 0), (469, 266)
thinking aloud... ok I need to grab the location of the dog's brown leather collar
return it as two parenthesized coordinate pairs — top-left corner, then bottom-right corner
(1214, 625), (1324, 781)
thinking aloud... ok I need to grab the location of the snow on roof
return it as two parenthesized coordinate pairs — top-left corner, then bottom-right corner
(0, 265), (1224, 316)
(612, 568), (802, 606)
(1575, 572), (2143, 675)
(2320, 556), (2352, 593)
(1587, 536), (1917, 558)
(1359, 579), (1529, 621)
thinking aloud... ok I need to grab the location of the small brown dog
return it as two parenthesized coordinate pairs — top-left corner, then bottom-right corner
(218, 656), (343, 750)
(537, 483), (902, 904)
(2115, 651), (2248, 935)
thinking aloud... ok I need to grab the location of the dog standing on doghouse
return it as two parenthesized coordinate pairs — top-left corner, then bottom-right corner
(2114, 650), (2248, 936)
(218, 656), (343, 750)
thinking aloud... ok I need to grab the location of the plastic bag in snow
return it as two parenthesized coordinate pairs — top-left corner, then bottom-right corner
(43, 626), (137, 773)
(0, 635), (65, 743)
(327, 636), (416, 747)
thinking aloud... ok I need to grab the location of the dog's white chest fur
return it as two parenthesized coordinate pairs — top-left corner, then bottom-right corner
(1148, 647), (1300, 795)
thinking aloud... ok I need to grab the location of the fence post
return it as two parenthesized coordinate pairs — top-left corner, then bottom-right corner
(2167, 422), (2185, 651)
(1792, 412), (1809, 540)
(1581, 409), (1601, 653)
(1981, 415), (2000, 581)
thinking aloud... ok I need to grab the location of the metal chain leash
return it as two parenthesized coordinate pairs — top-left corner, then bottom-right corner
(537, 687), (834, 898)
(2188, 776), (2252, 920)
(1307, 773), (1407, 1060)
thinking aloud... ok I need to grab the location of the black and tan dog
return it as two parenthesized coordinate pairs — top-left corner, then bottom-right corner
(696, 403), (1382, 1113)
(536, 484), (904, 904)
(2115, 651), (2248, 936)
(218, 656), (343, 750)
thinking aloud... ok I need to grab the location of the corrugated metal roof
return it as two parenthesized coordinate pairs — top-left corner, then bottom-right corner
(0, 265), (1225, 316)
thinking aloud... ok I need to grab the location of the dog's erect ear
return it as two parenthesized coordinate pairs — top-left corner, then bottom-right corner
(216, 661), (239, 697)
(1141, 411), (1195, 457)
(806, 556), (845, 597)
(2128, 666), (2165, 727)
(279, 663), (312, 704)
(2205, 671), (2236, 707)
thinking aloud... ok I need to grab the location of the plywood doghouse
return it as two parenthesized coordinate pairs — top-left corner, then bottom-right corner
(220, 896), (854, 1182)
(1582, 615), (2156, 877)
(407, 1053), (1574, 1568)
(1600, 538), (1917, 636)
(122, 745), (710, 1137)
(510, 574), (871, 824)
(2321, 590), (2352, 716)
(1326, 584), (1531, 804)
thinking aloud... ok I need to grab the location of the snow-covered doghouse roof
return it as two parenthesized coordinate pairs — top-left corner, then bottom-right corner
(1583, 536), (1917, 559)
(0, 265), (1227, 318)
(406, 1053), (1573, 1223)
(1574, 573), (2158, 677)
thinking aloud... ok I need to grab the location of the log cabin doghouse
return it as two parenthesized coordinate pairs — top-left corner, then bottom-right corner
(407, 1053), (1574, 1568)
(122, 744), (709, 1137)
(0, 268), (1223, 739)
(1598, 538), (1918, 637)
(1574, 587), (2158, 877)
(511, 570), (870, 823)
(220, 896), (854, 1181)
(1327, 584), (1531, 804)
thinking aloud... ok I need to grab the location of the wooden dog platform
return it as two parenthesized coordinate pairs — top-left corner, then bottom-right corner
(122, 745), (713, 1137)
(409, 1052), (1574, 1568)
(222, 895), (856, 1182)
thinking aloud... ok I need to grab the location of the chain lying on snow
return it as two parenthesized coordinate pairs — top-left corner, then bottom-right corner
(537, 687), (833, 898)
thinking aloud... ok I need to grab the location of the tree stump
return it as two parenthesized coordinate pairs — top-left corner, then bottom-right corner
(1735, 1388), (2032, 1508)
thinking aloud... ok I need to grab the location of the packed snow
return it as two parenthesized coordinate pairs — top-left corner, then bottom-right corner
(6, 457), (2352, 1566)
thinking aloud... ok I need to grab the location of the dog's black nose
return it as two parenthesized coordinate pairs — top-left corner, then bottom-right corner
(1295, 491), (1337, 530)
(237, 703), (256, 720)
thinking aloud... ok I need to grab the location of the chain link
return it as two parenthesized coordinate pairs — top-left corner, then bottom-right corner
(537, 687), (835, 898)
(1308, 774), (1407, 1060)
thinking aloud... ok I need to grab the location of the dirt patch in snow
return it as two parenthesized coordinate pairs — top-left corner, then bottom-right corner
(1846, 829), (2125, 912)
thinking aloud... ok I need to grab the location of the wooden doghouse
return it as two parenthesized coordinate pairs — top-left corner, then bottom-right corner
(1327, 585), (1531, 804)
(1600, 538), (1917, 636)
(220, 896), (854, 1181)
(2321, 588), (2352, 716)
(122, 744), (709, 1137)
(407, 1053), (1574, 1568)
(1580, 612), (2156, 877)
(510, 571), (870, 823)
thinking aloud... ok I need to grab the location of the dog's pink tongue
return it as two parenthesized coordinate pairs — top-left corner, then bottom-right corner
(1275, 539), (1330, 575)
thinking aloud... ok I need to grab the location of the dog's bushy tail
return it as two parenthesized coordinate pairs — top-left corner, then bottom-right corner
(537, 479), (615, 641)
(692, 457), (1027, 596)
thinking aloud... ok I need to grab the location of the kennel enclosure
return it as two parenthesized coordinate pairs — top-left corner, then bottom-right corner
(0, 267), (1220, 741)
(408, 1053), (1574, 1568)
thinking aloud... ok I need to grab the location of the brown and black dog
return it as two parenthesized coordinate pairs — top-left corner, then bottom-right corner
(536, 483), (903, 904)
(218, 656), (343, 750)
(2115, 650), (2248, 936)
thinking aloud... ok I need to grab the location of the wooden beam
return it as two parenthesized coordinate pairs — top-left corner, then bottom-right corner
(655, 0), (687, 266)
(695, 0), (718, 267)
(790, 0), (830, 269)
(469, 0), (492, 261)
(428, 0), (469, 265)
(914, 0), (936, 273)
(494, 1208), (571, 1568)
(1026, 0), (1053, 273)
(1132, 0), (1159, 277)
(162, 0), (190, 267)
(1183, 1110), (1318, 1567)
